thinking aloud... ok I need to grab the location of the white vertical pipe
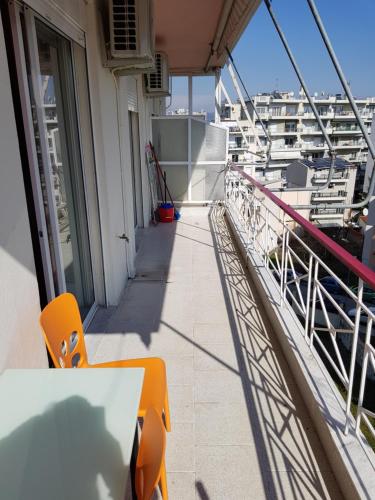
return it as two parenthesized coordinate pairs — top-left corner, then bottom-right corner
(188, 75), (193, 115)
(188, 75), (193, 200)
(214, 69), (221, 124)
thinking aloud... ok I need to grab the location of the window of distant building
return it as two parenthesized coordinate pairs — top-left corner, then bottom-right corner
(285, 137), (295, 147)
(256, 106), (267, 115)
(232, 154), (239, 162)
(312, 152), (324, 159)
(285, 121), (297, 132)
(318, 106), (328, 116)
(235, 137), (242, 148)
(270, 106), (282, 117)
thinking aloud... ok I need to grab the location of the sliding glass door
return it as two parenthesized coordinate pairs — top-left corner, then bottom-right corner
(20, 12), (95, 318)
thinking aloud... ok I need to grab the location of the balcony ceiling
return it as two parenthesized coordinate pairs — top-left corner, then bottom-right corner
(154, 0), (261, 75)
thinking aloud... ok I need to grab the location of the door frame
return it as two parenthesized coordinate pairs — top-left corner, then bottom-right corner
(9, 3), (104, 323)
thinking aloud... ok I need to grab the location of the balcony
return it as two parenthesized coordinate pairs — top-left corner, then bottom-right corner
(332, 112), (356, 120)
(82, 161), (375, 498)
(331, 128), (362, 134)
(86, 206), (342, 498)
(334, 141), (365, 149)
(269, 129), (298, 136)
(300, 127), (323, 135)
(302, 143), (328, 151)
(310, 208), (345, 219)
(313, 172), (349, 184)
(311, 191), (347, 202)
(224, 168), (375, 497)
(269, 112), (299, 119)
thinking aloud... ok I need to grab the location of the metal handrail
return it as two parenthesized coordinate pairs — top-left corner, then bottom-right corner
(226, 165), (375, 443)
(231, 164), (375, 289)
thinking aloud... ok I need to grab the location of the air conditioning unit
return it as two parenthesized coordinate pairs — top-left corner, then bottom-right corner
(101, 0), (155, 72)
(145, 53), (170, 96)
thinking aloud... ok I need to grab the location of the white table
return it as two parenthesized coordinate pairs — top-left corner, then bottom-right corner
(0, 368), (144, 500)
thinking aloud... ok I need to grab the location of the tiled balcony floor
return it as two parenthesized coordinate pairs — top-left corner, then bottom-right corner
(87, 206), (342, 499)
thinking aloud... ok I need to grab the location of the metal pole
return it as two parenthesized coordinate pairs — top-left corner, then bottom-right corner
(227, 61), (265, 154)
(226, 49), (272, 147)
(214, 68), (221, 124)
(220, 80), (265, 160)
(306, 0), (375, 161)
(188, 75), (193, 200)
(267, 0), (375, 209)
(264, 0), (336, 193)
(188, 75), (193, 115)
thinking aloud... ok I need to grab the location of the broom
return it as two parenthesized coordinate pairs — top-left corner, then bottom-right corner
(149, 142), (181, 220)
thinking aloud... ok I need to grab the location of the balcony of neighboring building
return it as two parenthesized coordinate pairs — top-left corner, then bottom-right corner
(301, 142), (328, 151)
(312, 171), (349, 184)
(310, 207), (345, 219)
(311, 190), (348, 202)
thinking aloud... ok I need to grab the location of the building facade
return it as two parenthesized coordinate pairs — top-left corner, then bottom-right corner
(221, 90), (374, 184)
(286, 158), (357, 226)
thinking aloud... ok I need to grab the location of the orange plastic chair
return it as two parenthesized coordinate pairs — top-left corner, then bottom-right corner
(39, 293), (171, 431)
(136, 407), (168, 500)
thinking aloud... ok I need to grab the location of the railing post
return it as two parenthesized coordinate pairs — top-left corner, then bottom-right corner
(252, 194), (257, 252)
(264, 208), (269, 267)
(345, 278), (364, 435)
(355, 317), (373, 434)
(283, 230), (290, 302)
(246, 190), (251, 251)
(280, 212), (287, 304)
(309, 260), (319, 348)
(304, 254), (313, 341)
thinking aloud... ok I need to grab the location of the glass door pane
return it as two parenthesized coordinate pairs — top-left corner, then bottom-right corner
(129, 111), (143, 231)
(34, 20), (94, 317)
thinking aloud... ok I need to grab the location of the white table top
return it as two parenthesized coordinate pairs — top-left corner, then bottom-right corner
(0, 368), (144, 500)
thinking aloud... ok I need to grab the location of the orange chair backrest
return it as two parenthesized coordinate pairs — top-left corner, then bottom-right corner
(136, 407), (166, 500)
(39, 293), (88, 368)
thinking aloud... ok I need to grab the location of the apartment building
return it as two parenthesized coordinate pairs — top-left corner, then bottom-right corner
(285, 157), (357, 226)
(221, 90), (374, 183)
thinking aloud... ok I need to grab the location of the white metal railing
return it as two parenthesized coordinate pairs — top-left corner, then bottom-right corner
(225, 165), (375, 454)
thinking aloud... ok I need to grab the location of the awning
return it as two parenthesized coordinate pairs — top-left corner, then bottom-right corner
(154, 0), (261, 75)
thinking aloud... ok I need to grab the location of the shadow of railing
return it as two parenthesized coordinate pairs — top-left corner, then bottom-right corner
(86, 205), (341, 498)
(208, 205), (340, 499)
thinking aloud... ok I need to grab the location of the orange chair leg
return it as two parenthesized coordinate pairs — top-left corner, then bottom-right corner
(159, 459), (168, 500)
(164, 391), (171, 432)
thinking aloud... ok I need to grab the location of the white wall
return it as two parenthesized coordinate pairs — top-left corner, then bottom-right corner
(0, 17), (47, 370)
(85, 2), (131, 305)
(85, 1), (154, 303)
(13, 0), (154, 309)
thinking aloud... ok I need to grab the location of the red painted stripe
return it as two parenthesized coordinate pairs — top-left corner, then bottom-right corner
(232, 165), (375, 289)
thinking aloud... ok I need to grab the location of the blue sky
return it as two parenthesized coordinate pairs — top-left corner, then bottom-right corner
(169, 0), (375, 113)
